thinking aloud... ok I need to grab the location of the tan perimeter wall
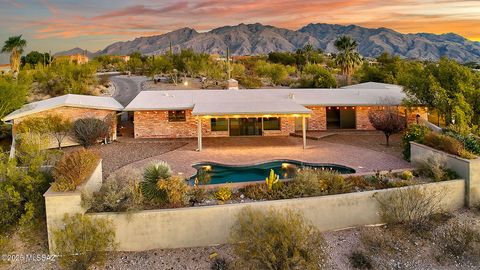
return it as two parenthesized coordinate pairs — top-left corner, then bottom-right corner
(13, 107), (117, 149)
(411, 142), (480, 206)
(44, 160), (103, 252)
(86, 180), (464, 251)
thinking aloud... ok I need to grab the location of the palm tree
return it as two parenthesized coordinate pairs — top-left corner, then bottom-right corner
(334, 36), (362, 85)
(2, 35), (27, 75)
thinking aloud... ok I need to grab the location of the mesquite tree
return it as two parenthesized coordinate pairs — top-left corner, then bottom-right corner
(368, 108), (406, 146)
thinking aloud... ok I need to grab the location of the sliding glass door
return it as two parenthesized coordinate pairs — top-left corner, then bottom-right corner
(229, 118), (262, 136)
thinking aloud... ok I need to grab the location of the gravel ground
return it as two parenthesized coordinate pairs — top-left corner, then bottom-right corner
(64, 139), (188, 178)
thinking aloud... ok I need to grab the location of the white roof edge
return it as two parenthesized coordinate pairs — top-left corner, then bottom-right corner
(2, 94), (124, 121)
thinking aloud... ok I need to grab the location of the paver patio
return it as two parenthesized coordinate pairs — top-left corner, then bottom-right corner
(115, 135), (411, 178)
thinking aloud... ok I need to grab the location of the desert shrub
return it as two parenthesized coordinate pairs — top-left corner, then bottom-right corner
(402, 124), (430, 160)
(400, 170), (414, 181)
(214, 186), (232, 202)
(290, 168), (327, 196)
(0, 151), (51, 232)
(0, 234), (13, 266)
(51, 149), (100, 191)
(195, 168), (211, 185)
(15, 132), (49, 166)
(415, 154), (458, 182)
(210, 257), (230, 270)
(423, 132), (476, 159)
(240, 183), (271, 200)
(375, 186), (443, 231)
(445, 130), (480, 155)
(231, 207), (327, 270)
(321, 170), (353, 194)
(345, 175), (375, 191)
(156, 175), (189, 206)
(16, 114), (73, 149)
(436, 220), (480, 262)
(237, 75), (262, 89)
(52, 213), (116, 270)
(360, 226), (412, 256)
(139, 161), (172, 202)
(83, 172), (142, 212)
(73, 117), (110, 147)
(349, 250), (373, 269)
(188, 186), (207, 205)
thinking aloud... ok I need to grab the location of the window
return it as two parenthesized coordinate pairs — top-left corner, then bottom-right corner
(263, 117), (281, 130)
(168, 110), (186, 122)
(211, 118), (228, 131)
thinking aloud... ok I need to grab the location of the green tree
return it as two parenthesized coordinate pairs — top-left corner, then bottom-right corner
(1, 35), (27, 74)
(0, 76), (28, 119)
(334, 36), (363, 85)
(296, 63), (337, 88)
(21, 51), (51, 68)
(255, 60), (295, 86)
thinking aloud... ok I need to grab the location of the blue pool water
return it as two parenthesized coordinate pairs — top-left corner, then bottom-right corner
(190, 160), (356, 185)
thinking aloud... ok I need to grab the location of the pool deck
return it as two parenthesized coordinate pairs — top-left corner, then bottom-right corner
(115, 136), (411, 178)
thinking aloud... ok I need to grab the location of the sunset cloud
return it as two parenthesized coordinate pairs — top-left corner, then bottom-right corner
(0, 0), (478, 54)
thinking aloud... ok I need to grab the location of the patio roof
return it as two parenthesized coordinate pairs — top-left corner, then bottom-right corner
(192, 100), (312, 116)
(3, 94), (124, 121)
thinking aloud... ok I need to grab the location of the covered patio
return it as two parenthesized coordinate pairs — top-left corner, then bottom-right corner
(193, 99), (311, 151)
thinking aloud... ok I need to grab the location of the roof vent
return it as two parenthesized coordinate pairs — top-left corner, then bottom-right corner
(288, 93), (295, 99)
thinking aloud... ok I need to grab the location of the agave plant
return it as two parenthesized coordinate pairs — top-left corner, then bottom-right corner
(140, 162), (172, 202)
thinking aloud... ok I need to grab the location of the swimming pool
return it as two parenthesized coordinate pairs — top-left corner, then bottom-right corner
(190, 160), (356, 185)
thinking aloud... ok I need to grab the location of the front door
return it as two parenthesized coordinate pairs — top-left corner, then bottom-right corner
(229, 118), (262, 136)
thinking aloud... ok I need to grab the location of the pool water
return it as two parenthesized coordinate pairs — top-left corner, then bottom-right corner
(191, 160), (356, 185)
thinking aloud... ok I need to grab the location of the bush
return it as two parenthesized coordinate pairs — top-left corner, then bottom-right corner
(349, 250), (373, 269)
(51, 149), (100, 191)
(237, 75), (262, 89)
(345, 175), (375, 191)
(156, 175), (189, 206)
(375, 186), (443, 231)
(83, 172), (142, 212)
(400, 170), (414, 181)
(210, 257), (230, 270)
(445, 130), (480, 155)
(322, 170), (353, 194)
(402, 124), (430, 160)
(52, 213), (116, 270)
(188, 186), (207, 205)
(231, 207), (327, 270)
(422, 132), (476, 159)
(73, 117), (111, 147)
(290, 168), (327, 196)
(436, 220), (480, 262)
(214, 186), (232, 202)
(415, 154), (458, 182)
(139, 162), (172, 202)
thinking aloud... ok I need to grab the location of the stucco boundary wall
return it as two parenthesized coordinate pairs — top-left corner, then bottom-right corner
(410, 142), (480, 207)
(43, 159), (103, 252)
(87, 180), (464, 251)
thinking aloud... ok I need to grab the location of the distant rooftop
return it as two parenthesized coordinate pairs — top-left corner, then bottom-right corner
(3, 94), (123, 121)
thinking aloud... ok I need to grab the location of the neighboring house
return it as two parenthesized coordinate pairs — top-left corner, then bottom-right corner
(0, 64), (11, 75)
(124, 82), (427, 149)
(54, 54), (89, 64)
(2, 94), (123, 149)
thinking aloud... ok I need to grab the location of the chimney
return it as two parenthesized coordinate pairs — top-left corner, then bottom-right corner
(227, 78), (239, 90)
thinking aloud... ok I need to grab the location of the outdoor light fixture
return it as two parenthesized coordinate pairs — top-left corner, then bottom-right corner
(281, 163), (290, 169)
(183, 81), (189, 86)
(203, 165), (212, 171)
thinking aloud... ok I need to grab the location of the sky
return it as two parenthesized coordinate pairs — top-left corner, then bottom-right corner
(0, 0), (479, 63)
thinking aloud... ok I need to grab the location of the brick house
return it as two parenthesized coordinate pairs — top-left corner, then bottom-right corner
(124, 82), (428, 150)
(3, 94), (123, 149)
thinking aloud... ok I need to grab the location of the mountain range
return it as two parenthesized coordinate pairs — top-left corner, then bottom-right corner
(56, 23), (480, 63)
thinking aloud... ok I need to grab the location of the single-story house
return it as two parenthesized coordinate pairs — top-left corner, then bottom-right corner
(124, 82), (427, 150)
(3, 94), (123, 149)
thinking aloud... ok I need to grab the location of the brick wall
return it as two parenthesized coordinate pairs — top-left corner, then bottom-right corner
(13, 106), (117, 148)
(134, 110), (295, 138)
(305, 106), (326, 131)
(356, 107), (376, 130)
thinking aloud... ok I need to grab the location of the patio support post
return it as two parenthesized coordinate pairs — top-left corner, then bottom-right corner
(197, 117), (202, 151)
(302, 116), (306, 149)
